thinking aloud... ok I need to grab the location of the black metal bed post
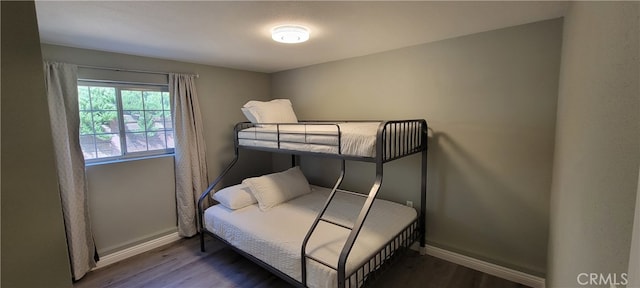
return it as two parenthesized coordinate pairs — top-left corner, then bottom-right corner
(198, 127), (242, 252)
(301, 159), (346, 286)
(197, 151), (238, 252)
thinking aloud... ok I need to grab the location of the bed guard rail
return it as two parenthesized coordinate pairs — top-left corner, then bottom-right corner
(378, 119), (428, 163)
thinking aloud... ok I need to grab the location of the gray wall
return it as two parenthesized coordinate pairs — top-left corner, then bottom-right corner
(272, 19), (563, 276)
(85, 157), (176, 255)
(1, 1), (73, 287)
(630, 176), (640, 287)
(546, 2), (640, 287)
(41, 44), (273, 254)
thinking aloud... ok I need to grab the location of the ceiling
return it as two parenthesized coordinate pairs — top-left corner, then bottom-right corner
(35, 1), (568, 73)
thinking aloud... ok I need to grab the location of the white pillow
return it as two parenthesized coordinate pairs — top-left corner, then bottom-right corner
(212, 184), (257, 210)
(241, 99), (299, 124)
(242, 166), (311, 211)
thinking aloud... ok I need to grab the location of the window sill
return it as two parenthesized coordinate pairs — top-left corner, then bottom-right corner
(85, 153), (174, 167)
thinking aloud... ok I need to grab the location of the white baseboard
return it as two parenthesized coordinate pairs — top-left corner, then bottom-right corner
(94, 232), (181, 270)
(425, 245), (546, 288)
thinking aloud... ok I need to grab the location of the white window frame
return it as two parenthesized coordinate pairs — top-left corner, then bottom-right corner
(78, 80), (174, 164)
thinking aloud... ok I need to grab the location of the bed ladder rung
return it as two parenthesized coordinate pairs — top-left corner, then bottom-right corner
(335, 189), (367, 198)
(305, 255), (337, 270)
(319, 218), (352, 230)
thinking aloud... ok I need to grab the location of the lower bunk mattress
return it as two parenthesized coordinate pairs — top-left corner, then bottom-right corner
(204, 185), (417, 288)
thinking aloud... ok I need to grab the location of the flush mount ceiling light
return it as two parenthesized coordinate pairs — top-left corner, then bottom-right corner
(271, 25), (310, 44)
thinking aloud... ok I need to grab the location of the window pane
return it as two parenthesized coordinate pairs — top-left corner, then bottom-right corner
(139, 110), (153, 133)
(163, 110), (173, 130)
(80, 135), (97, 159)
(79, 111), (94, 135)
(166, 130), (175, 149)
(146, 110), (164, 131)
(89, 87), (116, 110)
(143, 91), (163, 110)
(125, 132), (148, 152)
(147, 131), (167, 150)
(92, 111), (118, 134)
(78, 86), (91, 110)
(95, 134), (121, 158)
(123, 111), (144, 132)
(121, 90), (143, 110)
(162, 92), (171, 110)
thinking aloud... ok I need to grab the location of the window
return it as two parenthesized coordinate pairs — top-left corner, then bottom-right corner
(78, 81), (174, 162)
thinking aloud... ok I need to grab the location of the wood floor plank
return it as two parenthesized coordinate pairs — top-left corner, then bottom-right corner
(75, 236), (531, 288)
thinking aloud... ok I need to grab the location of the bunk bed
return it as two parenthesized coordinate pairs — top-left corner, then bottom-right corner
(197, 104), (428, 288)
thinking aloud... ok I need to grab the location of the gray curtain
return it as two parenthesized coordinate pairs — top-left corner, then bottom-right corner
(43, 61), (96, 280)
(170, 73), (209, 237)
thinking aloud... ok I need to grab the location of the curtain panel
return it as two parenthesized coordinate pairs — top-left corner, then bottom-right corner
(43, 61), (96, 280)
(170, 73), (209, 237)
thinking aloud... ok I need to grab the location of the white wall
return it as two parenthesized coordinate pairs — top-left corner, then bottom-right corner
(272, 19), (563, 276)
(546, 2), (639, 287)
(40, 44), (273, 255)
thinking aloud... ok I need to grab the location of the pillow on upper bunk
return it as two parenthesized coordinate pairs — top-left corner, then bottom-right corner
(242, 166), (311, 211)
(241, 99), (298, 124)
(212, 183), (257, 210)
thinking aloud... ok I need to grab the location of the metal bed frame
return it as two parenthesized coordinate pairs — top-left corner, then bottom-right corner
(197, 119), (428, 287)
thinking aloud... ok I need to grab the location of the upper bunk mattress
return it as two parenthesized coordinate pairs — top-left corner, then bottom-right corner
(204, 185), (417, 288)
(237, 122), (381, 157)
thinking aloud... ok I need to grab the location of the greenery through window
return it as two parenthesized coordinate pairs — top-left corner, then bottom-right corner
(78, 82), (174, 162)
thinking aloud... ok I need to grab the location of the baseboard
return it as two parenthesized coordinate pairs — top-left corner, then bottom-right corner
(425, 245), (546, 288)
(93, 232), (181, 270)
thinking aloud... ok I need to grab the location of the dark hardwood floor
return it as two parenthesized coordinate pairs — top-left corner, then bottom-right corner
(75, 236), (530, 288)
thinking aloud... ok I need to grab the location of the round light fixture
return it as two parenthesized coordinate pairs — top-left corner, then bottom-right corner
(271, 25), (310, 44)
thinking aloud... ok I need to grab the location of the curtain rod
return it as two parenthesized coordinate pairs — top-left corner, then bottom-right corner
(77, 64), (199, 78)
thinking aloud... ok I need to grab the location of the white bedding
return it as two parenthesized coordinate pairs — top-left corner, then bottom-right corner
(237, 122), (381, 157)
(204, 185), (417, 288)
